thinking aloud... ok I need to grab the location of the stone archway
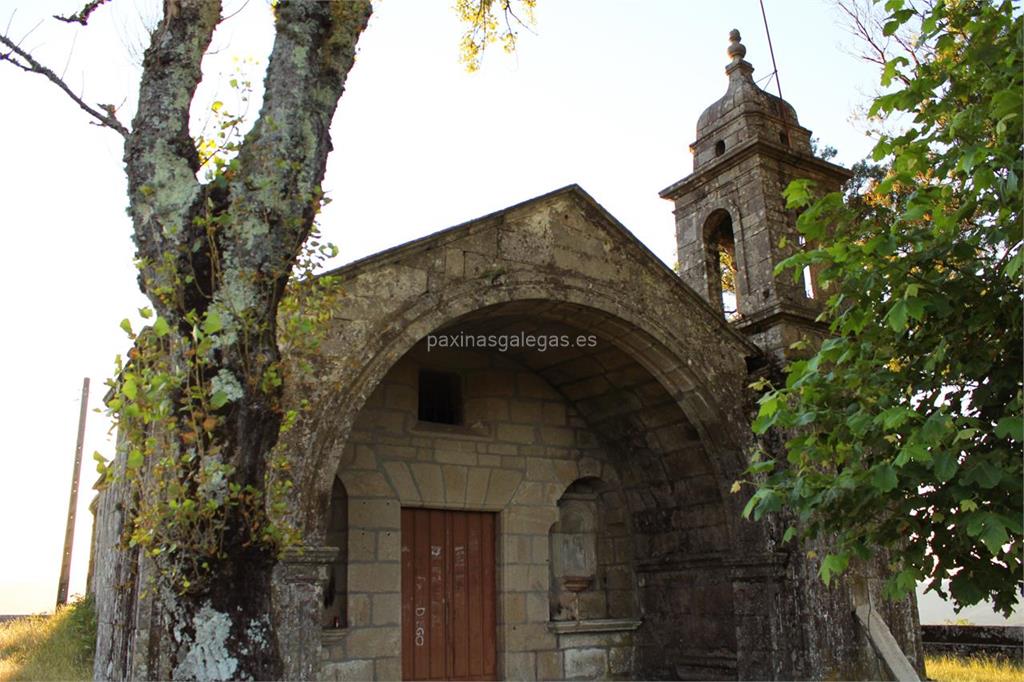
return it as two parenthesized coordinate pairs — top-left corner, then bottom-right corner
(277, 295), (771, 679)
(269, 187), (794, 680)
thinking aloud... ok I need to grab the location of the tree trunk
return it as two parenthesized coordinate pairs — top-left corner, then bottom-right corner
(113, 1), (373, 678)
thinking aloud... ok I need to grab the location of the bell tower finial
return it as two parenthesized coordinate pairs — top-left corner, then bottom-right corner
(727, 29), (746, 63)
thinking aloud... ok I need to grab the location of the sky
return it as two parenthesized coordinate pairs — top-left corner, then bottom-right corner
(0, 0), (1016, 624)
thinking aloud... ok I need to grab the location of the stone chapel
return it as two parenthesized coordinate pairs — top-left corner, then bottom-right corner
(93, 30), (924, 681)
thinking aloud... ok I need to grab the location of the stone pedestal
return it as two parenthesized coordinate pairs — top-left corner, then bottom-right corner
(549, 619), (642, 680)
(272, 545), (339, 681)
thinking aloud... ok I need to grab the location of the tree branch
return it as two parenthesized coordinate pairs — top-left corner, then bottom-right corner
(54, 0), (112, 26)
(227, 0), (372, 281)
(0, 33), (128, 136)
(125, 0), (222, 315)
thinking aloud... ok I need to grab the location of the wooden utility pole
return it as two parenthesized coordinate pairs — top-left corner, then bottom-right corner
(56, 377), (89, 608)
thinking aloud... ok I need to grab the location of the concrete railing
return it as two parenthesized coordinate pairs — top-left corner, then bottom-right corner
(921, 625), (1023, 660)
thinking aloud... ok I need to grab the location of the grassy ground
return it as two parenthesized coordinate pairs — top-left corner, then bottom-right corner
(0, 596), (95, 682)
(1, 604), (1020, 682)
(926, 654), (1024, 682)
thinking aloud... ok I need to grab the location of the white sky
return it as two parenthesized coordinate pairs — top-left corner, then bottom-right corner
(0, 0), (1015, 624)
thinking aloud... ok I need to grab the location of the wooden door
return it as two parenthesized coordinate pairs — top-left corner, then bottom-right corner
(401, 508), (497, 681)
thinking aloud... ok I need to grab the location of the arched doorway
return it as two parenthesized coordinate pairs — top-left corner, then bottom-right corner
(301, 299), (750, 680)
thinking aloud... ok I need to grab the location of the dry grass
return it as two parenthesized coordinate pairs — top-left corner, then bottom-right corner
(0, 596), (95, 682)
(926, 654), (1024, 682)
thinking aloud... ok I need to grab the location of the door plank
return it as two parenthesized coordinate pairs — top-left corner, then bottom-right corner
(467, 511), (484, 677)
(429, 509), (446, 680)
(401, 508), (415, 680)
(481, 513), (497, 679)
(451, 511), (469, 679)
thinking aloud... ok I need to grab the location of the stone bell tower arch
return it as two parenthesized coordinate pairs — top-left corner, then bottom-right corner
(660, 29), (852, 359)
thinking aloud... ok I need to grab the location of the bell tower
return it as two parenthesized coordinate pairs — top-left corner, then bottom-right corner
(660, 30), (851, 359)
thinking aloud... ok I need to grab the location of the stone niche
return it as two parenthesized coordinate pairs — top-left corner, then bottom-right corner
(549, 477), (642, 680)
(322, 476), (349, 630)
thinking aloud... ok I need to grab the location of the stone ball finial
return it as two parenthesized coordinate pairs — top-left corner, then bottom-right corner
(727, 29), (746, 61)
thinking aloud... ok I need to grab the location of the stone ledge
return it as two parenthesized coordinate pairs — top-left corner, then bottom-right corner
(548, 618), (643, 635)
(409, 420), (494, 440)
(279, 546), (340, 565)
(320, 628), (349, 644)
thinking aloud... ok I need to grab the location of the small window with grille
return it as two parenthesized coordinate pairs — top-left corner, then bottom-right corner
(418, 370), (462, 425)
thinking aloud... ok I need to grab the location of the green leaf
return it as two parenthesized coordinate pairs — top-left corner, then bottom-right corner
(905, 297), (926, 321)
(872, 464), (899, 492)
(203, 311), (223, 335)
(122, 376), (138, 401)
(892, 568), (918, 596)
(933, 451), (958, 482)
(881, 57), (909, 86)
(210, 390), (229, 410)
(885, 299), (909, 332)
(963, 460), (1002, 489)
(878, 406), (916, 430)
(153, 317), (170, 337)
(120, 318), (133, 336)
(758, 393), (781, 417)
(126, 449), (144, 470)
(1004, 251), (1023, 279)
(746, 460), (775, 475)
(783, 179), (815, 209)
(920, 411), (950, 443)
(994, 416), (1023, 441)
(908, 443), (932, 463)
(980, 518), (1009, 556)
(820, 552), (850, 585)
(958, 146), (987, 174)
(847, 411), (873, 436)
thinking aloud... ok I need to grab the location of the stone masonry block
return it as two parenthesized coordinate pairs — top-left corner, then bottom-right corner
(345, 626), (401, 659)
(348, 563), (400, 593)
(377, 530), (400, 562)
(504, 652), (537, 681)
(504, 506), (558, 536)
(564, 648), (608, 680)
(486, 469), (523, 507)
(466, 467), (491, 506)
(382, 462), (420, 503)
(506, 622), (556, 652)
(349, 499), (399, 530)
(375, 656), (401, 681)
(526, 457), (556, 482)
(497, 423), (537, 444)
(537, 650), (563, 681)
(348, 593), (371, 627)
(443, 465), (468, 504)
(340, 470), (393, 498)
(410, 463), (445, 504)
(371, 593), (400, 625)
(323, 658), (373, 682)
(349, 530), (376, 561)
(510, 400), (544, 423)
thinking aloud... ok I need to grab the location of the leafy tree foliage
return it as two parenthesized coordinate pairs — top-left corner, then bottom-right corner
(455, 0), (537, 71)
(746, 0), (1022, 616)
